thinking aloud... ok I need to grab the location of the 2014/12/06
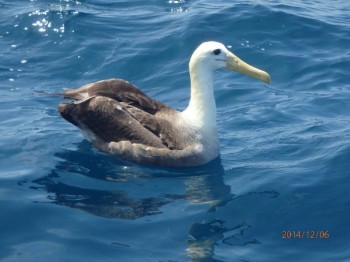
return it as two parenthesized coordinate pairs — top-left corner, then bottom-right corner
(282, 230), (329, 239)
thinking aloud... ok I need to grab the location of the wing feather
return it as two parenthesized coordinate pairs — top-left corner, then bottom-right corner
(63, 79), (165, 113)
(59, 96), (168, 148)
(58, 78), (186, 150)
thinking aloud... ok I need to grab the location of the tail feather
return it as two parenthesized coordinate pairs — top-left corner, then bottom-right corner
(58, 101), (79, 127)
(35, 91), (65, 97)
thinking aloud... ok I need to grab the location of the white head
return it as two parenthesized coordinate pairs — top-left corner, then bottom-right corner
(189, 41), (230, 71)
(189, 41), (270, 84)
(183, 41), (270, 130)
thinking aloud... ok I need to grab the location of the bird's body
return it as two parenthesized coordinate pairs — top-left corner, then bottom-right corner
(58, 41), (270, 167)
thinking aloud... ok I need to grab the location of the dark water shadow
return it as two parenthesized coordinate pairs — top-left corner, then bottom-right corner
(185, 190), (280, 262)
(30, 140), (232, 219)
(29, 140), (279, 261)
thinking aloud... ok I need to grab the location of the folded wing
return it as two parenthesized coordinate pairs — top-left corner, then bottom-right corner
(58, 79), (183, 150)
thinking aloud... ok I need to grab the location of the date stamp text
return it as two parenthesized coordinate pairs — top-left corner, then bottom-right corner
(282, 230), (329, 239)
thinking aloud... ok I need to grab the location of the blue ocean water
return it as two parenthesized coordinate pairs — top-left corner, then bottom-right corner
(1, 0), (350, 261)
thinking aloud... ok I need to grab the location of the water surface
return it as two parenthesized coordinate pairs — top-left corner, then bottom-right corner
(0, 0), (349, 261)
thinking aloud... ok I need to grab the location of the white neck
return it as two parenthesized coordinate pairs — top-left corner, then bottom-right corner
(182, 62), (217, 130)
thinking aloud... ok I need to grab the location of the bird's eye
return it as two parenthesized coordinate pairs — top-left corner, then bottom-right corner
(213, 49), (221, 55)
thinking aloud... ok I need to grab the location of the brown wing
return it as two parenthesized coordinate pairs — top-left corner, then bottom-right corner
(62, 78), (167, 114)
(58, 79), (184, 149)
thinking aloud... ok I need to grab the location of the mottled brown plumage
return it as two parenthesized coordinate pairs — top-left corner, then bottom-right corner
(59, 79), (185, 150)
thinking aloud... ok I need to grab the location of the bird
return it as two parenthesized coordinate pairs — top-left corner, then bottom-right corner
(58, 41), (270, 167)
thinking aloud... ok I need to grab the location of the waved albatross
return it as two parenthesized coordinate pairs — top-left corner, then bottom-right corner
(58, 41), (270, 167)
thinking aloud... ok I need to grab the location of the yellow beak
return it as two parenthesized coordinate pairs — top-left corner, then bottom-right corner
(225, 51), (271, 84)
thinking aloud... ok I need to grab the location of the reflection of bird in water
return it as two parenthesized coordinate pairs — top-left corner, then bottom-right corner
(32, 170), (170, 219)
(186, 191), (280, 261)
(57, 41), (270, 167)
(31, 141), (232, 219)
(184, 173), (231, 208)
(186, 220), (259, 262)
(29, 142), (280, 261)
